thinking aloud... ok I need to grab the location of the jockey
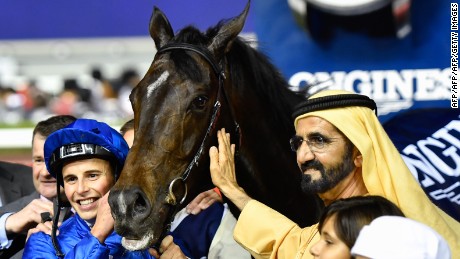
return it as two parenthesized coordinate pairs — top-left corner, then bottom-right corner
(23, 118), (152, 258)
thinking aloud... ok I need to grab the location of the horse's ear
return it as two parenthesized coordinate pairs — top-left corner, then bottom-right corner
(149, 6), (174, 50)
(208, 1), (250, 60)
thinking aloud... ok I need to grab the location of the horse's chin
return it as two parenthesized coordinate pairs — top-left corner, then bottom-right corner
(121, 234), (154, 251)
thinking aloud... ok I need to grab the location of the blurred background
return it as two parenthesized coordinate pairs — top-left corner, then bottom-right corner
(0, 0), (255, 162)
(0, 0), (458, 220)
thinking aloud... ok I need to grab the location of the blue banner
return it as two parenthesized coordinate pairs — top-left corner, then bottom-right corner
(384, 108), (460, 221)
(0, 0), (253, 40)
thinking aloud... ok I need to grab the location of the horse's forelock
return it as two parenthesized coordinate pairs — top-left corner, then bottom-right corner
(163, 26), (212, 83)
(173, 26), (211, 45)
(169, 52), (205, 83)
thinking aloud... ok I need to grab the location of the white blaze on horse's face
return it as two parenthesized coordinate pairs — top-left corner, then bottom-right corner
(117, 192), (127, 215)
(147, 71), (169, 99)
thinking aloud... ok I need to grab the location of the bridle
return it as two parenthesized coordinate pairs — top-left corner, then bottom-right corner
(151, 42), (241, 250)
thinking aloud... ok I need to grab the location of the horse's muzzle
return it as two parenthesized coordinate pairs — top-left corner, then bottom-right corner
(108, 187), (152, 233)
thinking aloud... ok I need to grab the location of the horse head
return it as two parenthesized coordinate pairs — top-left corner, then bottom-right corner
(108, 3), (251, 250)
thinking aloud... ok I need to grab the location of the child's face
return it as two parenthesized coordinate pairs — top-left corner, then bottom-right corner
(62, 158), (115, 221)
(310, 214), (351, 259)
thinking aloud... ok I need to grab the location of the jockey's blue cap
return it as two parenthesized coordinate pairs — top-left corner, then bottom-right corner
(44, 118), (129, 186)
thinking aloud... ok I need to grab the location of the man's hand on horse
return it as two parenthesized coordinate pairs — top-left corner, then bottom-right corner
(209, 128), (252, 210)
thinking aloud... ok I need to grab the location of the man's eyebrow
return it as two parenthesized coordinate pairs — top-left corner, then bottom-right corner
(306, 131), (327, 138)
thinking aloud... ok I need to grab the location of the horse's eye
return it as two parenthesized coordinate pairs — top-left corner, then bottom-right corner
(192, 96), (209, 110)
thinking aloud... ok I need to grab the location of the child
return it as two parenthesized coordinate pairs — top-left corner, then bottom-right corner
(309, 195), (405, 259)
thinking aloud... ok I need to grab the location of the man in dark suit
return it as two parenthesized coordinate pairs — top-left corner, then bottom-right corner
(0, 161), (35, 206)
(0, 115), (76, 258)
(0, 186), (39, 258)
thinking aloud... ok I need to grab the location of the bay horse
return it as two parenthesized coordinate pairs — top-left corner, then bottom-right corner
(108, 1), (322, 250)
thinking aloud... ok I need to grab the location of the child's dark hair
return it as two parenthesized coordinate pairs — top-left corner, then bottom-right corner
(318, 195), (405, 249)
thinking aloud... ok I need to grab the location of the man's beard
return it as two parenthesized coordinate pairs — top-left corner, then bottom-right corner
(300, 145), (356, 194)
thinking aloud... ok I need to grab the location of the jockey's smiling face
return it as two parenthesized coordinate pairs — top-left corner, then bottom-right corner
(62, 158), (115, 221)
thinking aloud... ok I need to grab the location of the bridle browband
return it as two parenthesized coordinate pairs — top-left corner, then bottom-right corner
(158, 43), (225, 83)
(151, 42), (241, 250)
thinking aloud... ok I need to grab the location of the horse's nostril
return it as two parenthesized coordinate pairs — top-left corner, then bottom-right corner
(134, 193), (147, 213)
(128, 189), (151, 220)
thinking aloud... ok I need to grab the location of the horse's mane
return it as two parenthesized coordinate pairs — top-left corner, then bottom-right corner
(169, 22), (305, 132)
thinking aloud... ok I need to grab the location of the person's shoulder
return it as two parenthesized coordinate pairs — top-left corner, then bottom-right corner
(0, 191), (39, 215)
(0, 161), (32, 179)
(0, 161), (34, 197)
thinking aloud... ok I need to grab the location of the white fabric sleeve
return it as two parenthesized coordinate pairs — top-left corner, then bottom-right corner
(0, 213), (14, 249)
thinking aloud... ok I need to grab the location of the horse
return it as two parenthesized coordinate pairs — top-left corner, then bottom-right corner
(108, 1), (322, 250)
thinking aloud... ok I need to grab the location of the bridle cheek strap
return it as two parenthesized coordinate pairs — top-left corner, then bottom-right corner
(151, 43), (241, 252)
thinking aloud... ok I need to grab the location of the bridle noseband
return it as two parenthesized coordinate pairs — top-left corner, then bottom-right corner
(151, 42), (241, 249)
